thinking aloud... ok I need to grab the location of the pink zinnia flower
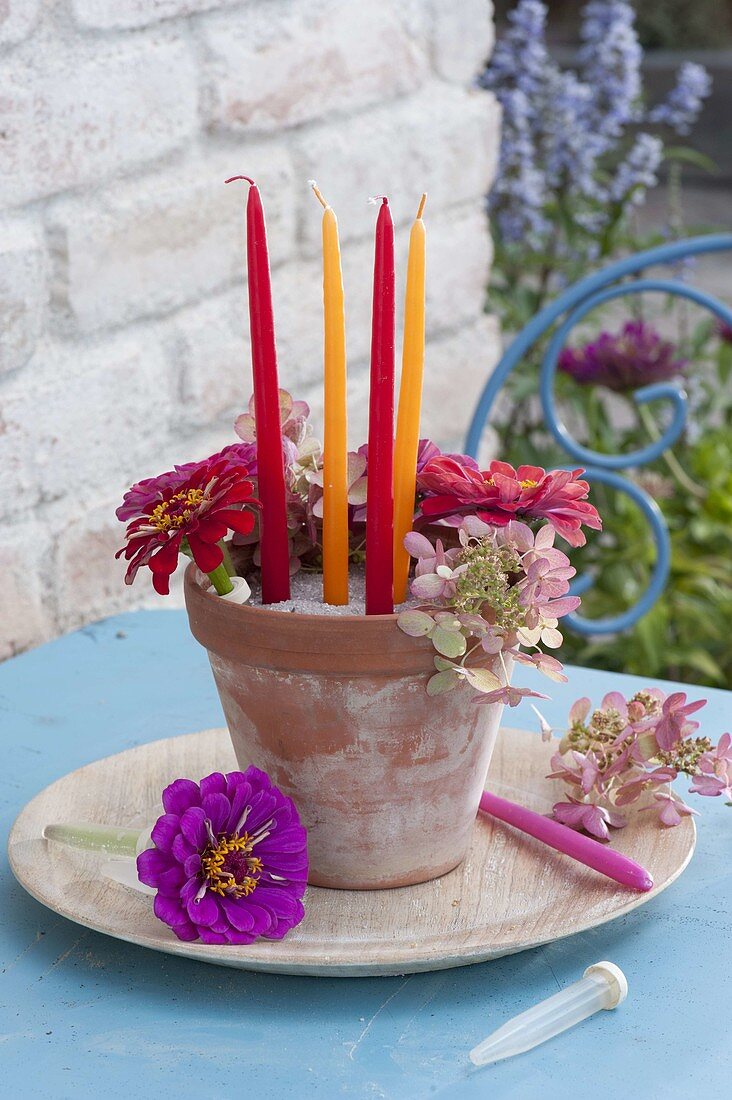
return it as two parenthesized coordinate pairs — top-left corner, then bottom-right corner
(117, 455), (259, 595)
(417, 458), (602, 546)
(116, 442), (258, 523)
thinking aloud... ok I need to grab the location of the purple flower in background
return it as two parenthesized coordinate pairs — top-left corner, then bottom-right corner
(578, 1), (641, 143)
(137, 768), (308, 944)
(542, 68), (602, 198)
(715, 318), (732, 344)
(480, 2), (710, 259)
(481, 0), (551, 101)
(649, 61), (712, 135)
(558, 320), (686, 392)
(609, 132), (663, 205)
(116, 442), (258, 522)
(487, 88), (550, 245)
(480, 1), (553, 244)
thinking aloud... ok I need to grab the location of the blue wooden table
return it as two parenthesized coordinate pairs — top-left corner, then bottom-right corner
(1, 610), (730, 1099)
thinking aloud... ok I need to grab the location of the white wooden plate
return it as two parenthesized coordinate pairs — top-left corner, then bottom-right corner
(8, 727), (695, 977)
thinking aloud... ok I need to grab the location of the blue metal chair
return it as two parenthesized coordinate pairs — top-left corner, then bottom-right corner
(464, 234), (732, 636)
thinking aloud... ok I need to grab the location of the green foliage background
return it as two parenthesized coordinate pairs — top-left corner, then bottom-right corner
(493, 319), (732, 688)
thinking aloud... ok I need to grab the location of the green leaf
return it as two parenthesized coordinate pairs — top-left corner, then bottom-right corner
(460, 667), (502, 693)
(663, 146), (719, 175)
(717, 342), (732, 385)
(433, 655), (455, 672)
(678, 648), (724, 684)
(397, 609), (435, 638)
(427, 670), (459, 697)
(432, 626), (467, 659)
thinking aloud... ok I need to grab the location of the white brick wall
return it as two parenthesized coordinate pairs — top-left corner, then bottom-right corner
(0, 2), (40, 48)
(0, 0), (500, 659)
(0, 218), (46, 374)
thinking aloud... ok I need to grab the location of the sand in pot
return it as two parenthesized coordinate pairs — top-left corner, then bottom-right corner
(246, 564), (417, 616)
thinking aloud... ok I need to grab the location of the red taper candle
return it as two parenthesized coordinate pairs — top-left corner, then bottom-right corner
(226, 175), (290, 603)
(365, 197), (396, 615)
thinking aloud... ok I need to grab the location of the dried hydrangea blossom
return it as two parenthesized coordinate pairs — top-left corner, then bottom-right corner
(397, 519), (579, 705)
(543, 689), (730, 836)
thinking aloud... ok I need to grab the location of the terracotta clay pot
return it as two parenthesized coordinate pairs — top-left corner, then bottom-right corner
(184, 564), (510, 890)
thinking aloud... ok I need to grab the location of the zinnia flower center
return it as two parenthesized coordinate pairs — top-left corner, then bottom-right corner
(201, 833), (263, 898)
(483, 476), (539, 491)
(149, 488), (205, 531)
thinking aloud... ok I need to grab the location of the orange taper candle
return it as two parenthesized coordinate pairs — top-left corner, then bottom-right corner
(393, 194), (427, 603)
(312, 182), (349, 605)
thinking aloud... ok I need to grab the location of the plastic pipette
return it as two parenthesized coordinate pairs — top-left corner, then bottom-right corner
(43, 822), (155, 893)
(469, 961), (628, 1067)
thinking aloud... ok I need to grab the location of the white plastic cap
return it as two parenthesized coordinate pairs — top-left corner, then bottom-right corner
(217, 576), (251, 605)
(584, 961), (628, 1008)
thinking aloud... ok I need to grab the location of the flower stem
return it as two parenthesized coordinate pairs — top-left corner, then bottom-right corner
(219, 540), (235, 577)
(462, 639), (485, 666)
(43, 822), (142, 857)
(637, 404), (706, 499)
(208, 563), (234, 596)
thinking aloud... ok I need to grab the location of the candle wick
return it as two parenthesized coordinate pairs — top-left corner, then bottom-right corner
(367, 195), (389, 206)
(225, 175), (256, 187)
(417, 192), (427, 219)
(309, 180), (328, 210)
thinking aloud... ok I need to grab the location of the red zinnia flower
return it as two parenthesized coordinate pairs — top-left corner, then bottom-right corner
(417, 457), (602, 547)
(117, 455), (259, 594)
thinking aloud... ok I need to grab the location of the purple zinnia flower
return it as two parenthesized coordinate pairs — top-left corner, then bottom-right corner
(558, 320), (686, 392)
(137, 767), (308, 944)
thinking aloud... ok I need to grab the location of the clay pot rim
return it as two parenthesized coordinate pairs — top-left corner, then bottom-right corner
(184, 561), (405, 627)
